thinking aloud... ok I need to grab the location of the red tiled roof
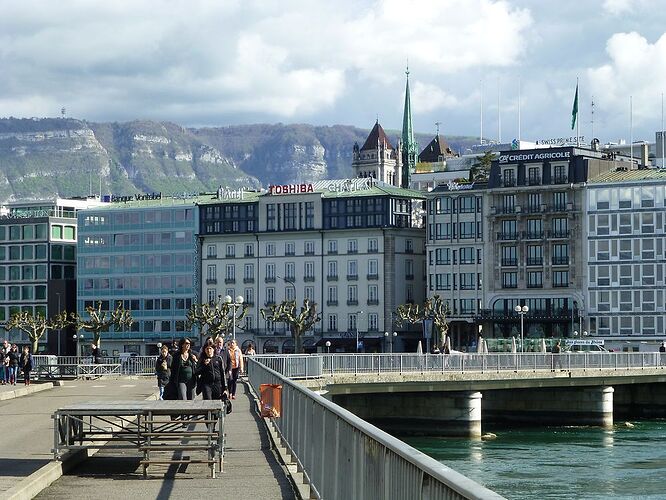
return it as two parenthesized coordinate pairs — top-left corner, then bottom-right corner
(360, 122), (395, 151)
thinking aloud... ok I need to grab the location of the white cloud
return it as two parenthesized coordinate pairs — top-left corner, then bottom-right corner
(588, 31), (666, 130)
(602, 0), (635, 15)
(411, 82), (459, 113)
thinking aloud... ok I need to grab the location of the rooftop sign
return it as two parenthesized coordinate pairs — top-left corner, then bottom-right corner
(327, 177), (374, 193)
(268, 183), (314, 195)
(499, 151), (571, 164)
(446, 180), (475, 191)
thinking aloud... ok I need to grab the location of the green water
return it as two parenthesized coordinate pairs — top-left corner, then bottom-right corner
(405, 421), (666, 500)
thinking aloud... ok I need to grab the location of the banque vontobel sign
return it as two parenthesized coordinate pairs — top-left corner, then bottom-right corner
(268, 183), (314, 195)
(499, 150), (571, 164)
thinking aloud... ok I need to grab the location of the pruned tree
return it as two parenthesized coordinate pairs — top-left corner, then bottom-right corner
(261, 299), (321, 354)
(72, 301), (133, 348)
(3, 310), (70, 354)
(469, 151), (496, 182)
(396, 294), (450, 350)
(187, 296), (249, 340)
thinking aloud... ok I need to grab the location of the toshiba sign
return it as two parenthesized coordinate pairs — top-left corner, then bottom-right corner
(268, 183), (315, 195)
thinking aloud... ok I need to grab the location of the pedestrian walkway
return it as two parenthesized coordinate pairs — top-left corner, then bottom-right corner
(35, 381), (297, 499)
(0, 378), (157, 496)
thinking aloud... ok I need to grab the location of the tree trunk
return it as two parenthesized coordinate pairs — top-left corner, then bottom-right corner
(294, 327), (304, 354)
(31, 338), (39, 356)
(94, 331), (101, 348)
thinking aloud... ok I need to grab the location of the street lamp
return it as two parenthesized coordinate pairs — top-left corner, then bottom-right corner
(72, 334), (84, 358)
(56, 292), (61, 356)
(384, 331), (397, 353)
(325, 340), (331, 354)
(514, 305), (529, 353)
(224, 295), (245, 340)
(355, 311), (364, 353)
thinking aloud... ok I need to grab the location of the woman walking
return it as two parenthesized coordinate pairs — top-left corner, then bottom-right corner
(227, 340), (243, 400)
(168, 338), (198, 400)
(19, 346), (32, 386)
(196, 344), (227, 400)
(155, 344), (172, 400)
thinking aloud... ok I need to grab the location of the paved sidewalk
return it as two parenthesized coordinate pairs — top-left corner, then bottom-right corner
(35, 381), (297, 499)
(0, 378), (158, 496)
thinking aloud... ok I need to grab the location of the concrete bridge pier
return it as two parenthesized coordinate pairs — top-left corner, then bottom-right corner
(484, 385), (614, 428)
(333, 391), (483, 438)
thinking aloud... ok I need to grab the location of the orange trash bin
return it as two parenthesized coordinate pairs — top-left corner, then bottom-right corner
(260, 384), (282, 418)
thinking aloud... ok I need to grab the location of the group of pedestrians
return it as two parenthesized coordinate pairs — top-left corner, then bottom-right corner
(155, 337), (253, 403)
(0, 340), (33, 386)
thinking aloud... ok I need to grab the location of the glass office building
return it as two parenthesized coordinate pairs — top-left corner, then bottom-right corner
(77, 197), (199, 356)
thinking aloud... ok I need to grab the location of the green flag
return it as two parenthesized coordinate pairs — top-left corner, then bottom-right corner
(571, 83), (579, 130)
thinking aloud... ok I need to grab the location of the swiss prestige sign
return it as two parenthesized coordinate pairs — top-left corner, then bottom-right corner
(499, 151), (571, 164)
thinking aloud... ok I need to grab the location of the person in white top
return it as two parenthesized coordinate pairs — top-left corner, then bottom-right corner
(227, 340), (243, 400)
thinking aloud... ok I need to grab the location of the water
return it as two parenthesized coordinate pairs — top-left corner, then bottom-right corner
(405, 421), (666, 500)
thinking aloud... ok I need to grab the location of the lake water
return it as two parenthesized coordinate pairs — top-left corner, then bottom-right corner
(405, 421), (666, 499)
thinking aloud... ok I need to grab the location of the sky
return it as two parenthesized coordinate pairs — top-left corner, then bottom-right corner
(1, 0), (666, 144)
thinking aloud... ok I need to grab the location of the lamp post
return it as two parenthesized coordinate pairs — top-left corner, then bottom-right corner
(72, 334), (83, 358)
(224, 295), (245, 340)
(55, 292), (61, 356)
(355, 310), (364, 353)
(384, 331), (397, 353)
(325, 340), (331, 354)
(514, 305), (529, 353)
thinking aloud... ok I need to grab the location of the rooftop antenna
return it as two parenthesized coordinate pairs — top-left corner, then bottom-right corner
(591, 95), (595, 142)
(480, 79), (484, 145)
(89, 171), (92, 197)
(517, 76), (521, 143)
(435, 121), (441, 136)
(61, 107), (66, 119)
(630, 95), (633, 163)
(662, 92), (664, 168)
(497, 77), (501, 144)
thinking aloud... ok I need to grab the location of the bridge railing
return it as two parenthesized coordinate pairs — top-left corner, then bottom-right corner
(32, 355), (157, 378)
(247, 357), (505, 500)
(252, 352), (666, 377)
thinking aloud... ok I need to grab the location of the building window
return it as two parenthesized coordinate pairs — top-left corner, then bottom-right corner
(207, 265), (216, 282)
(328, 240), (338, 254)
(285, 262), (295, 280)
(368, 313), (378, 331)
(328, 314), (337, 332)
(551, 218), (568, 238)
(552, 244), (569, 265)
(527, 271), (543, 288)
(501, 246), (517, 266)
(406, 284), (414, 302)
(266, 243), (275, 256)
(502, 194), (515, 213)
(368, 285), (378, 304)
(459, 196), (475, 213)
(225, 264), (235, 282)
(368, 239), (378, 253)
(265, 263), (275, 281)
(347, 285), (358, 305)
(207, 245), (217, 258)
(500, 220), (517, 240)
(284, 203), (297, 230)
(528, 167), (541, 185)
(226, 244), (235, 258)
(459, 222), (475, 239)
(267, 204), (276, 231)
(328, 286), (338, 304)
(328, 261), (337, 279)
(553, 271), (569, 287)
(460, 273), (475, 290)
(244, 264), (254, 281)
(207, 289), (216, 303)
(244, 288), (254, 305)
(527, 245), (543, 265)
(305, 241), (315, 255)
(305, 202), (314, 229)
(502, 169), (516, 187)
(528, 193), (542, 212)
(285, 285), (295, 301)
(405, 260), (414, 279)
(266, 287), (275, 305)
(285, 242), (295, 256)
(347, 260), (358, 279)
(502, 272), (517, 288)
(348, 239), (358, 253)
(304, 261), (315, 280)
(368, 259), (378, 278)
(245, 243), (254, 257)
(553, 191), (567, 211)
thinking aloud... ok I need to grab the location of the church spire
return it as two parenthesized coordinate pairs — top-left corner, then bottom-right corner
(401, 65), (417, 188)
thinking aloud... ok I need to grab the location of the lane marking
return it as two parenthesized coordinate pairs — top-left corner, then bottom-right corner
(119, 385), (136, 388)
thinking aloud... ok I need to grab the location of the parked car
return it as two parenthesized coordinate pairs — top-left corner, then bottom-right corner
(563, 343), (607, 353)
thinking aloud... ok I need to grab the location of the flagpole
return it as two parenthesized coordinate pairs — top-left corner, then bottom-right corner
(630, 95), (633, 164)
(662, 92), (664, 168)
(480, 79), (484, 146)
(497, 77), (501, 144)
(576, 77), (580, 147)
(518, 77), (521, 143)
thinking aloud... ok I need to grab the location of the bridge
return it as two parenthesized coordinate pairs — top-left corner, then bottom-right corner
(247, 352), (666, 499)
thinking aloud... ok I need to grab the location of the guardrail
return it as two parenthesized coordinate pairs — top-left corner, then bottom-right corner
(247, 357), (505, 500)
(32, 355), (158, 378)
(251, 352), (666, 378)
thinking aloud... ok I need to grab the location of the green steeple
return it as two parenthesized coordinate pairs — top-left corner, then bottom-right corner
(401, 66), (417, 188)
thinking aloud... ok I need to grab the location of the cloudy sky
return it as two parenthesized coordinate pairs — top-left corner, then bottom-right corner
(2, 0), (666, 144)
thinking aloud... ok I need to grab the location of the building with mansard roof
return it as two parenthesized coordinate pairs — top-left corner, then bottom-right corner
(352, 121), (402, 186)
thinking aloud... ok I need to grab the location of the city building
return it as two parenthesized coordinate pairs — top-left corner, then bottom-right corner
(352, 121), (401, 185)
(199, 179), (426, 353)
(585, 168), (666, 350)
(0, 197), (102, 353)
(76, 194), (199, 356)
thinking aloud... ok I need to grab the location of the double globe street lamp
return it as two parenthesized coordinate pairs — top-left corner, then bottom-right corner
(224, 295), (244, 340)
(384, 331), (397, 353)
(514, 305), (529, 353)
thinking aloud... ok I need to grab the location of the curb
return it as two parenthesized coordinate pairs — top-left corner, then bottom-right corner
(0, 382), (55, 402)
(2, 390), (159, 500)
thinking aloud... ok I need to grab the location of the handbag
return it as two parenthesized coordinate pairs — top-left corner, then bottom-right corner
(225, 399), (232, 414)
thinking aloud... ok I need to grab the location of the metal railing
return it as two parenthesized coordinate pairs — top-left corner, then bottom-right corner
(252, 352), (666, 377)
(32, 355), (158, 378)
(247, 358), (504, 500)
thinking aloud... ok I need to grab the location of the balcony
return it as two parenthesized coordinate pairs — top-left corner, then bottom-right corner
(244, 252), (254, 258)
(264, 300), (275, 307)
(205, 278), (217, 284)
(525, 205), (542, 214)
(405, 274), (414, 280)
(243, 277), (255, 284)
(552, 256), (569, 265)
(347, 299), (359, 306)
(367, 273), (379, 280)
(552, 204), (567, 212)
(327, 249), (338, 255)
(548, 230), (570, 239)
(502, 283), (518, 289)
(502, 178), (516, 187)
(527, 282), (543, 289)
(405, 247), (414, 254)
(304, 250), (315, 256)
(347, 274), (359, 281)
(552, 175), (568, 184)
(525, 231), (544, 240)
(501, 259), (517, 267)
(367, 299), (380, 306)
(500, 206), (516, 214)
(496, 232), (518, 241)
(285, 251), (295, 257)
(225, 253), (235, 258)
(224, 278), (236, 284)
(304, 276), (315, 282)
(327, 275), (338, 281)
(207, 253), (217, 259)
(528, 176), (541, 186)
(264, 277), (276, 283)
(326, 300), (338, 306)
(368, 247), (379, 254)
(347, 248), (358, 254)
(526, 258), (543, 266)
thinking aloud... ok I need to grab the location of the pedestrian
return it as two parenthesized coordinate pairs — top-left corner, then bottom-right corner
(155, 344), (172, 400)
(19, 346), (32, 386)
(168, 337), (198, 400)
(227, 340), (243, 400)
(196, 344), (228, 400)
(552, 340), (562, 371)
(0, 340), (9, 385)
(91, 343), (102, 364)
(215, 336), (232, 378)
(245, 343), (256, 356)
(7, 345), (19, 385)
(660, 342), (666, 353)
(199, 336), (214, 359)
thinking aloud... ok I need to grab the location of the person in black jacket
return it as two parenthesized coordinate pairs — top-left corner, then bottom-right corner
(7, 345), (19, 385)
(168, 337), (198, 400)
(196, 344), (228, 400)
(214, 336), (232, 379)
(155, 344), (172, 399)
(19, 346), (33, 386)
